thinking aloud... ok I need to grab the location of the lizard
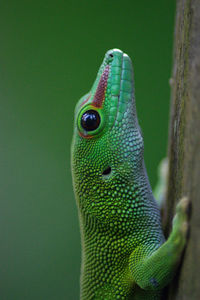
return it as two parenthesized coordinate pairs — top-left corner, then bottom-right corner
(71, 48), (189, 300)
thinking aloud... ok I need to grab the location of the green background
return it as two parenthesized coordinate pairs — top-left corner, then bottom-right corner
(0, 1), (175, 299)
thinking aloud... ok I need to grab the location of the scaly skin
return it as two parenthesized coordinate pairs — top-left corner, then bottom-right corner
(71, 49), (189, 299)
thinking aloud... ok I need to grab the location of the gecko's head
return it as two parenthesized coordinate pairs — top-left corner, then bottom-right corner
(71, 49), (144, 223)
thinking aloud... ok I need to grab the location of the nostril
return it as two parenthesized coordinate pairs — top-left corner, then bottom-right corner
(102, 166), (112, 175)
(109, 53), (113, 58)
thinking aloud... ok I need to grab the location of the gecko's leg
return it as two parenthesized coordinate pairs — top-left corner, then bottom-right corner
(129, 197), (189, 291)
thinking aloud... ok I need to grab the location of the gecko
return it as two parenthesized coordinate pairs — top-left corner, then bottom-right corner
(71, 49), (189, 299)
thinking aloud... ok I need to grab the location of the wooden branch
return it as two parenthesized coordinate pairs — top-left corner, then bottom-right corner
(166, 0), (200, 299)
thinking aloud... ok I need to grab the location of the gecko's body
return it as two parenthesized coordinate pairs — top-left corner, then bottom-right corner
(71, 49), (189, 299)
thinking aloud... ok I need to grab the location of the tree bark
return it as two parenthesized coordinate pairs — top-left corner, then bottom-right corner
(165, 0), (200, 299)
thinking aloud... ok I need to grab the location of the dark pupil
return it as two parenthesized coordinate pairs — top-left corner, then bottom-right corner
(81, 110), (100, 131)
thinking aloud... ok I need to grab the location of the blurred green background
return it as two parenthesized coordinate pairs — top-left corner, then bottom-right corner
(0, 1), (175, 299)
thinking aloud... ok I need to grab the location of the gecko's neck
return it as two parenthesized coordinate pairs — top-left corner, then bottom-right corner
(78, 160), (164, 300)
(80, 160), (163, 248)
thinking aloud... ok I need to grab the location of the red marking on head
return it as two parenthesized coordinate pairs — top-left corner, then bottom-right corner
(80, 94), (91, 107)
(92, 65), (109, 108)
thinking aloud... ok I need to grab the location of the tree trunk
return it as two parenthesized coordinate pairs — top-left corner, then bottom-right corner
(165, 0), (200, 299)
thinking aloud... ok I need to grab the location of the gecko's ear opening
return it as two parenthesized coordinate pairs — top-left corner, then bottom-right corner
(102, 166), (112, 176)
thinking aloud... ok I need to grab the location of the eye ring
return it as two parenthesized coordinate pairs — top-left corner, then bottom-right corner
(77, 105), (105, 138)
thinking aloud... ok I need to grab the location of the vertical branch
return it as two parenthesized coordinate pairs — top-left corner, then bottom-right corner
(166, 0), (200, 299)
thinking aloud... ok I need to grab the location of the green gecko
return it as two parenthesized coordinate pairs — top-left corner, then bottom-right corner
(71, 49), (189, 300)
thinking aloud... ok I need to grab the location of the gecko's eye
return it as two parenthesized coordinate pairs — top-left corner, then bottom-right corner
(81, 110), (100, 131)
(77, 105), (105, 138)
